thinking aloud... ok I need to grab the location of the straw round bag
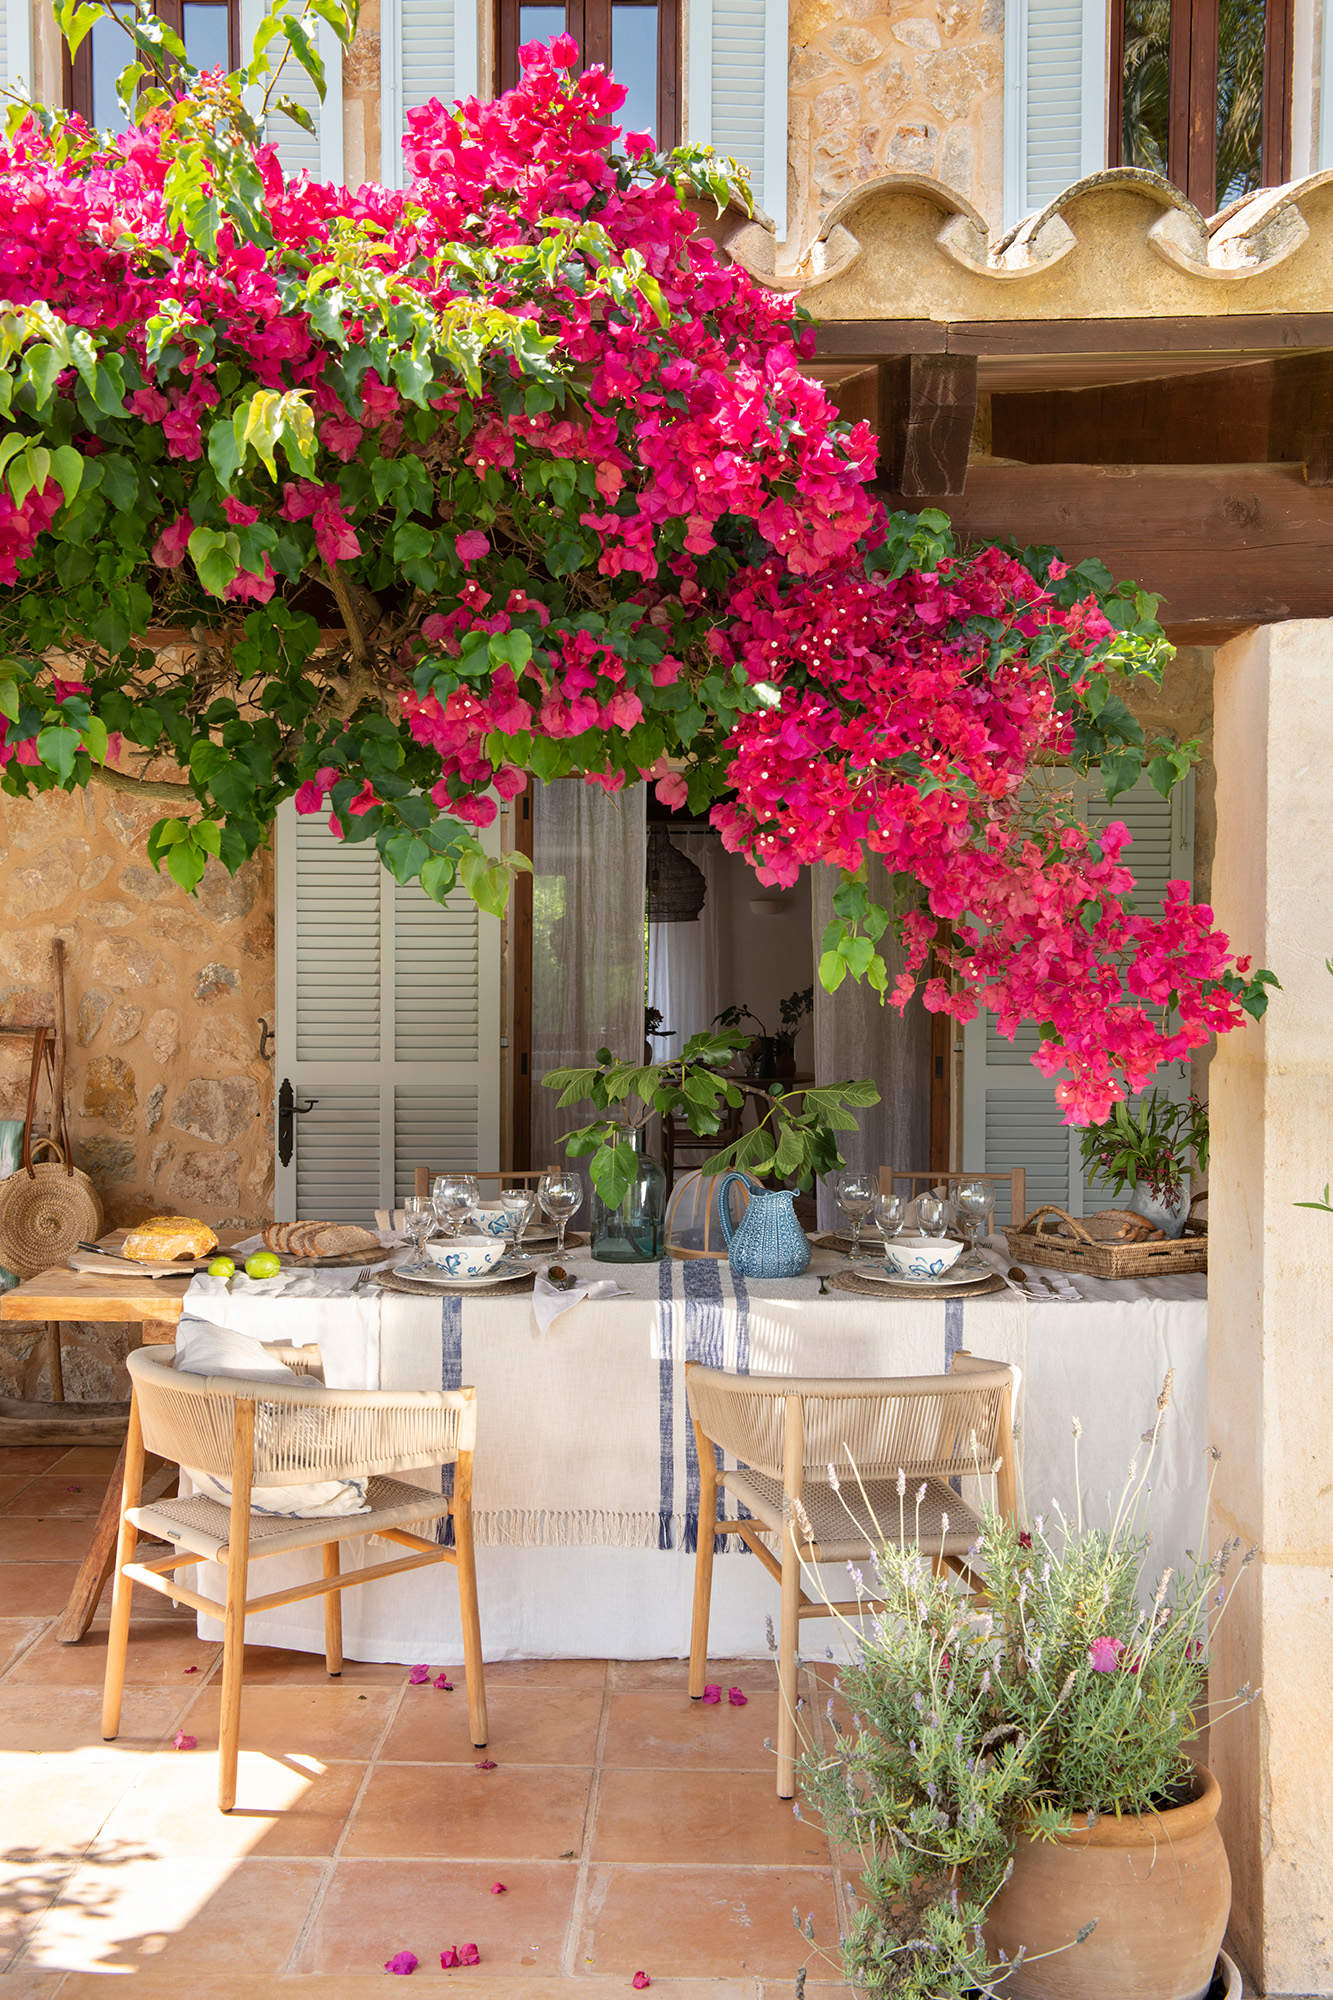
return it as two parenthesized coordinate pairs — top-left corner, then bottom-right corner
(0, 1032), (103, 1278)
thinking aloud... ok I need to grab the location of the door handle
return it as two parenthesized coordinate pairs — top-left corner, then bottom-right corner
(277, 1077), (318, 1167)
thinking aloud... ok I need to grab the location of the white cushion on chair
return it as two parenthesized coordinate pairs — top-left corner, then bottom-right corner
(173, 1318), (371, 1519)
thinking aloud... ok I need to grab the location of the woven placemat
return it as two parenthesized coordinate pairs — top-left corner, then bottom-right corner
(378, 1268), (535, 1297)
(812, 1231), (857, 1253)
(829, 1269), (1007, 1301)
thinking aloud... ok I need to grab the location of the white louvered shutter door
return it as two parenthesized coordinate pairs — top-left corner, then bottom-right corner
(275, 803), (502, 1222)
(687, 0), (788, 237)
(239, 0), (344, 179)
(960, 773), (1194, 1223)
(1003, 0), (1106, 226)
(382, 0), (475, 187)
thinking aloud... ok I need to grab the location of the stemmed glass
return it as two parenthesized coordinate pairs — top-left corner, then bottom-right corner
(538, 1168), (582, 1257)
(917, 1191), (951, 1239)
(834, 1171), (877, 1261)
(953, 1180), (995, 1249)
(431, 1174), (475, 1240)
(874, 1192), (906, 1255)
(402, 1195), (434, 1271)
(500, 1185), (536, 1260)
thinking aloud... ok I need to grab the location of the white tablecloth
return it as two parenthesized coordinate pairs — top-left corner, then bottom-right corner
(184, 1251), (1207, 1662)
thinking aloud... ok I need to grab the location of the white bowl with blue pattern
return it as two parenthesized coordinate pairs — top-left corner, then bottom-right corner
(424, 1234), (507, 1278)
(884, 1235), (965, 1280)
(468, 1207), (512, 1239)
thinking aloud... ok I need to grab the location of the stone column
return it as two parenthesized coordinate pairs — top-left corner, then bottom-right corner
(1209, 621), (1333, 1996)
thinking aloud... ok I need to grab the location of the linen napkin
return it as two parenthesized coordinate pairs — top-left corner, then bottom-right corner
(974, 1237), (1081, 1301)
(532, 1268), (629, 1333)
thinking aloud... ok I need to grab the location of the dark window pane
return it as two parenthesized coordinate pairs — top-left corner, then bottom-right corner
(89, 4), (135, 130)
(518, 5), (568, 54)
(183, 2), (230, 75)
(1120, 0), (1171, 176)
(611, 2), (658, 139)
(1216, 0), (1267, 205)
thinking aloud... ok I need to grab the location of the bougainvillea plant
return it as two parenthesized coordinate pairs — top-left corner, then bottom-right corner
(0, 3), (1273, 1122)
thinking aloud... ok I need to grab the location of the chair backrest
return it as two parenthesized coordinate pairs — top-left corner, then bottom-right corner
(686, 1355), (1017, 1506)
(126, 1347), (474, 1486)
(880, 1166), (1027, 1227)
(413, 1166), (558, 1199)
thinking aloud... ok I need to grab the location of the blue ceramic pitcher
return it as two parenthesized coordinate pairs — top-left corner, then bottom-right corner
(716, 1173), (811, 1278)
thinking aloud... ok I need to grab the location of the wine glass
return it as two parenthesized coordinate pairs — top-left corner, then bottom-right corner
(953, 1180), (995, 1249)
(431, 1174), (473, 1240)
(917, 1191), (950, 1239)
(401, 1195), (434, 1270)
(874, 1192), (906, 1253)
(500, 1186), (536, 1259)
(538, 1168), (582, 1257)
(834, 1170), (877, 1260)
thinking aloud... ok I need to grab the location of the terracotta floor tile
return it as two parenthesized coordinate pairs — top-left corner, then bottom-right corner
(179, 1681), (399, 1762)
(95, 1750), (366, 1858)
(0, 1743), (152, 1856)
(578, 1863), (838, 1981)
(0, 1966), (68, 1996)
(601, 1689), (774, 1772)
(58, 1982), (760, 2000)
(0, 1686), (186, 1754)
(26, 1854), (325, 1977)
(45, 1449), (123, 1477)
(343, 1764), (593, 1860)
(0, 1619), (45, 1679)
(296, 1858), (577, 1975)
(239, 1644), (409, 1686)
(0, 1480), (39, 1510)
(591, 1769), (831, 1867)
(382, 1686), (602, 1767)
(0, 1858), (78, 1974)
(0, 1521), (103, 1566)
(0, 1478), (106, 1518)
(471, 1659), (608, 1690)
(0, 1569), (79, 1618)
(606, 1658), (771, 1691)
(0, 1451), (66, 1477)
(8, 1621), (219, 1689)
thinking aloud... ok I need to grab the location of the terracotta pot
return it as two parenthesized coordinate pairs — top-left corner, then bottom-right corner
(983, 1764), (1230, 2000)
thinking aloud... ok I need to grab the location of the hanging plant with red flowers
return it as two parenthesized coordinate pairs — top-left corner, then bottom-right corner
(0, 4), (1273, 1121)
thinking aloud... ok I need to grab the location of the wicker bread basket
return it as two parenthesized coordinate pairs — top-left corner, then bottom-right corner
(1006, 1192), (1207, 1279)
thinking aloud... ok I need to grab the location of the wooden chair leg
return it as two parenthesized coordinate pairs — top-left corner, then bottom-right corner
(451, 1452), (488, 1749)
(100, 1394), (146, 1742)
(217, 1401), (254, 1814)
(689, 1420), (718, 1699)
(322, 1543), (343, 1676)
(776, 1520), (802, 1799)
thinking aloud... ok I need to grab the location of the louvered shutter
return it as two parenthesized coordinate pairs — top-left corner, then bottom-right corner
(687, 0), (788, 237)
(238, 0), (344, 179)
(1003, 0), (1106, 226)
(274, 804), (502, 1222)
(2, 0), (31, 91)
(381, 0), (476, 186)
(960, 773), (1194, 1222)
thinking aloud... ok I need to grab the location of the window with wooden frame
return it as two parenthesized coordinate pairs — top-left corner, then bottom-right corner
(495, 0), (680, 146)
(66, 0), (238, 130)
(1110, 0), (1292, 213)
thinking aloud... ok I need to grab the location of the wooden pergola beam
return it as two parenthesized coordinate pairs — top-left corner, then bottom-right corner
(812, 314), (1333, 363)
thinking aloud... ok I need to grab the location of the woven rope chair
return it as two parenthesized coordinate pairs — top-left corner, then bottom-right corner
(103, 1344), (487, 1812)
(686, 1351), (1019, 1797)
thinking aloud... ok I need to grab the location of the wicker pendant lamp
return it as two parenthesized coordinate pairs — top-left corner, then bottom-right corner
(646, 824), (707, 923)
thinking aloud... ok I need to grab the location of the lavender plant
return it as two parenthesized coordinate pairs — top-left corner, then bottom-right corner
(798, 1381), (1254, 1999)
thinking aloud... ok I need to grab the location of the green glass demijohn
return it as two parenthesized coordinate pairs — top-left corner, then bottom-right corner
(590, 1125), (667, 1263)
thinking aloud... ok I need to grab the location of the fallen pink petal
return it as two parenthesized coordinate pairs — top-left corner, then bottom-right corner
(439, 1946), (459, 1968)
(407, 1664), (430, 1685)
(184, 1665), (199, 1675)
(385, 1950), (419, 1975)
(632, 1973), (652, 1989)
(490, 1882), (506, 1895)
(727, 1686), (747, 1706)
(459, 1944), (481, 1965)
(701, 1684), (721, 1704)
(433, 1673), (454, 1690)
(474, 1758), (497, 1770)
(172, 1731), (196, 1751)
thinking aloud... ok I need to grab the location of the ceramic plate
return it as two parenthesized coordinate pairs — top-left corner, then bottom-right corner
(396, 1257), (529, 1289)
(854, 1256), (990, 1291)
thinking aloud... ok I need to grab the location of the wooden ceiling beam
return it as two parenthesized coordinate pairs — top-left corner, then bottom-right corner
(812, 314), (1333, 364)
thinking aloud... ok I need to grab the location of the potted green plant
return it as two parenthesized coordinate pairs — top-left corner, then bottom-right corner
(1077, 1089), (1209, 1237)
(771, 985), (814, 1078)
(712, 1004), (774, 1077)
(798, 1388), (1253, 2000)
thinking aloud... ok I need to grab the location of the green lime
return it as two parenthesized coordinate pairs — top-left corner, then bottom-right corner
(244, 1250), (282, 1280)
(206, 1256), (236, 1279)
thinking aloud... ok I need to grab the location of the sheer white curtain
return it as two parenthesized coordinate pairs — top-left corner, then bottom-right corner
(645, 829), (727, 1060)
(812, 861), (932, 1226)
(531, 780), (648, 1172)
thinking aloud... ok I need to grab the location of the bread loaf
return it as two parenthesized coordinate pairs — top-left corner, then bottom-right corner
(261, 1221), (380, 1258)
(122, 1216), (219, 1262)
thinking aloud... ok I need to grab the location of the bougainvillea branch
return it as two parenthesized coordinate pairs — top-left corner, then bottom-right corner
(0, 11), (1273, 1120)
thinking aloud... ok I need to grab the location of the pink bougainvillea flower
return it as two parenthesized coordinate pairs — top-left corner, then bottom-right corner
(1088, 1636), (1125, 1673)
(439, 1947), (459, 1968)
(408, 1664), (430, 1685)
(385, 1950), (419, 1975)
(700, 1684), (721, 1705)
(458, 1944), (480, 1966)
(184, 1665), (199, 1675)
(433, 1673), (454, 1691)
(455, 530), (490, 562)
(727, 1687), (747, 1707)
(490, 1882), (506, 1895)
(172, 1731), (197, 1750)
(474, 1759), (497, 1770)
(632, 1974), (652, 1989)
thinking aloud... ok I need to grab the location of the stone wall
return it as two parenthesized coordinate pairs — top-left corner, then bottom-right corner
(0, 779), (276, 1400)
(786, 0), (1004, 254)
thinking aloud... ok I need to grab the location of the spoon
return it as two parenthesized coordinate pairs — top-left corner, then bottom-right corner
(546, 1265), (578, 1292)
